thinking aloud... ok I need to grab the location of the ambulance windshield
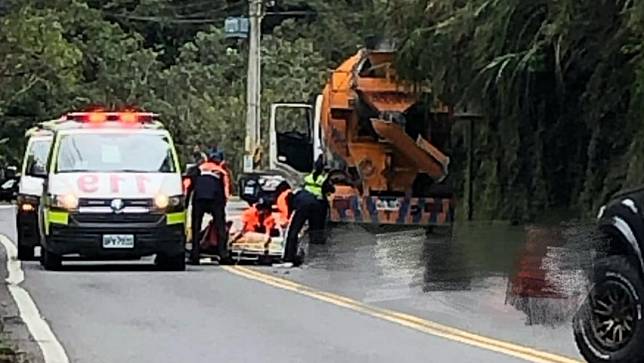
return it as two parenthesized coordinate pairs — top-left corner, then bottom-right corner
(55, 133), (176, 173)
(24, 138), (52, 176)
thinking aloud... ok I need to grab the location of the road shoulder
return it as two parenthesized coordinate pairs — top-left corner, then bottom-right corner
(0, 245), (44, 363)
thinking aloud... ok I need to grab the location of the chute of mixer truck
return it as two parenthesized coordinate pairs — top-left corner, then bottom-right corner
(239, 41), (459, 228)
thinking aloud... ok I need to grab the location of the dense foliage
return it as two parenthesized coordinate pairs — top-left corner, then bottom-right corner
(0, 0), (355, 173)
(1, 0), (642, 220)
(388, 0), (644, 219)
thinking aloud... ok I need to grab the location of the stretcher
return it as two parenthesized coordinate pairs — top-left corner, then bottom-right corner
(188, 212), (292, 264)
(227, 230), (286, 263)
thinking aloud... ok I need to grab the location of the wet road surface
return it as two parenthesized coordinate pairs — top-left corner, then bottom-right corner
(260, 221), (595, 360)
(0, 202), (591, 362)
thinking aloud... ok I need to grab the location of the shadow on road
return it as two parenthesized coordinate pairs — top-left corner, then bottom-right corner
(20, 260), (161, 273)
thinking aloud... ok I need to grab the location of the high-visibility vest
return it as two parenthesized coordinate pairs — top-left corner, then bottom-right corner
(304, 173), (327, 198)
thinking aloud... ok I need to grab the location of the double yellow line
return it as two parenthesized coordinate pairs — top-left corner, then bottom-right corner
(223, 266), (583, 363)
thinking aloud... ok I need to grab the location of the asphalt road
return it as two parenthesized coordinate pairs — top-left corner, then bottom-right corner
(0, 203), (586, 363)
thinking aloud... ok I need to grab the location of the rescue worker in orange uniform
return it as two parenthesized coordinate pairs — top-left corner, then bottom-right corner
(274, 181), (293, 228)
(240, 198), (277, 236)
(185, 149), (231, 264)
(221, 159), (235, 197)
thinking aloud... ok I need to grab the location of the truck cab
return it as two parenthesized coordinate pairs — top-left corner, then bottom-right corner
(33, 111), (186, 271)
(238, 100), (322, 206)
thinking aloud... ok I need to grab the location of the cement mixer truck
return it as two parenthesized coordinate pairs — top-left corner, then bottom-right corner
(239, 40), (459, 228)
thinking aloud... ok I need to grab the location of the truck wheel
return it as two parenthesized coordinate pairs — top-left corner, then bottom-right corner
(573, 255), (644, 363)
(155, 254), (186, 271)
(40, 248), (62, 271)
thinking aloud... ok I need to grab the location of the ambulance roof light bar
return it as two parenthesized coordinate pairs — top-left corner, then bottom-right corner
(63, 111), (159, 124)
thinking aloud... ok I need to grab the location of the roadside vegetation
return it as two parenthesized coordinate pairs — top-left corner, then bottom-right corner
(0, 341), (21, 363)
(0, 0), (642, 221)
(389, 0), (643, 220)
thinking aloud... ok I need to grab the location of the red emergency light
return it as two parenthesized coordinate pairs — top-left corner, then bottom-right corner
(64, 111), (157, 124)
(88, 112), (107, 123)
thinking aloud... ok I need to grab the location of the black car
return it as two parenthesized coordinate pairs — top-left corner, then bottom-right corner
(573, 186), (644, 362)
(0, 166), (18, 202)
(0, 178), (17, 201)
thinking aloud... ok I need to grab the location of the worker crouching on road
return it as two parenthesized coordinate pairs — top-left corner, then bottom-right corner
(240, 198), (278, 236)
(282, 156), (334, 267)
(185, 150), (231, 265)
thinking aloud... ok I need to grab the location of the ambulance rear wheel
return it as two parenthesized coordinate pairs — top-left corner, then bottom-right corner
(156, 253), (186, 271)
(40, 248), (62, 271)
(17, 244), (35, 261)
(16, 222), (36, 260)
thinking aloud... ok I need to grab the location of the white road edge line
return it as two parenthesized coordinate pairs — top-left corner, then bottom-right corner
(0, 234), (70, 363)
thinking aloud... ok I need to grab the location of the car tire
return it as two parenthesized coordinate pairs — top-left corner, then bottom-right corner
(573, 255), (644, 363)
(40, 248), (62, 271)
(156, 254), (186, 271)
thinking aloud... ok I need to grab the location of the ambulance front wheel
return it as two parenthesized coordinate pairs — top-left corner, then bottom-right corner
(40, 247), (62, 271)
(155, 253), (186, 271)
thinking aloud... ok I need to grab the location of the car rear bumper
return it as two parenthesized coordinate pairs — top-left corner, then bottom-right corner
(44, 211), (186, 258)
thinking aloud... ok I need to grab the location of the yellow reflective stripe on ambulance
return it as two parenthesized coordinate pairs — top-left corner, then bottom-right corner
(48, 210), (69, 225)
(166, 212), (186, 225)
(44, 209), (68, 235)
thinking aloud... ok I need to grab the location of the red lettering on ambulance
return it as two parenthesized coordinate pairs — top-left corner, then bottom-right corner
(78, 175), (99, 193)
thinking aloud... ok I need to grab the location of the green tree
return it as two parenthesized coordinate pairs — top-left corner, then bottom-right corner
(388, 0), (643, 220)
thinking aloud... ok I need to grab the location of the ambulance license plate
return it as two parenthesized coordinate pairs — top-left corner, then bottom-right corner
(102, 235), (134, 248)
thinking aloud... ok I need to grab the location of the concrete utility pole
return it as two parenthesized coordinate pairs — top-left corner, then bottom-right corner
(244, 0), (263, 173)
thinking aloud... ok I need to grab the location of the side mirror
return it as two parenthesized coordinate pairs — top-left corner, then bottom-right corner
(30, 163), (47, 178)
(5, 165), (17, 179)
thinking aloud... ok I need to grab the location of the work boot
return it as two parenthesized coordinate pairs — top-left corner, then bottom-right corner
(188, 249), (200, 265)
(309, 230), (326, 245)
(187, 258), (200, 266)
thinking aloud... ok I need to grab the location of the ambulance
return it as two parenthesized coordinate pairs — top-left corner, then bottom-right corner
(16, 125), (55, 260)
(34, 110), (186, 270)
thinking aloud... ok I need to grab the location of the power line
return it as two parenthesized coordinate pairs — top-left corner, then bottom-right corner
(104, 1), (245, 24)
(170, 1), (245, 18)
(264, 11), (316, 16)
(165, 0), (244, 10)
(106, 10), (318, 24)
(106, 14), (221, 24)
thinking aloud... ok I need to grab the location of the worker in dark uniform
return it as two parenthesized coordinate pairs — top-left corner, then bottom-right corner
(282, 156), (334, 266)
(185, 150), (231, 265)
(308, 163), (333, 244)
